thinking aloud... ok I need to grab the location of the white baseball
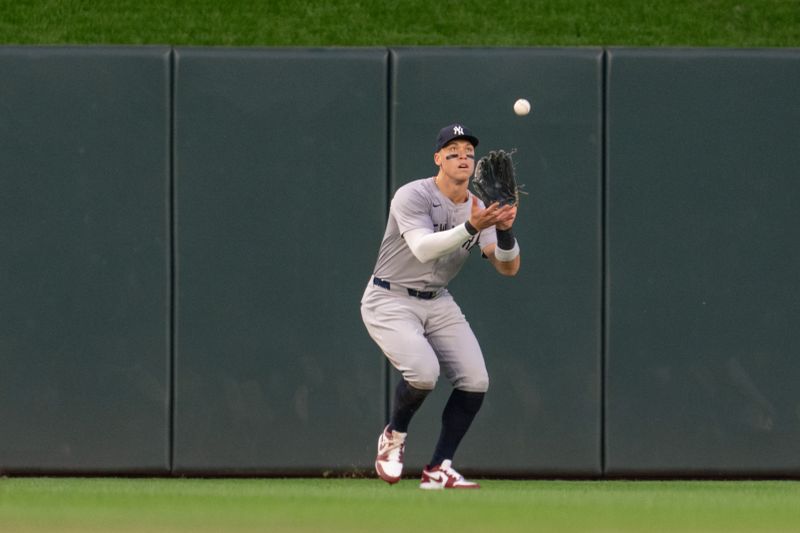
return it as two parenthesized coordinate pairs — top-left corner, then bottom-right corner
(513, 98), (531, 116)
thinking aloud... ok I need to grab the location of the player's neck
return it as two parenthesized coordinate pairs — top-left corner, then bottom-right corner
(434, 173), (469, 204)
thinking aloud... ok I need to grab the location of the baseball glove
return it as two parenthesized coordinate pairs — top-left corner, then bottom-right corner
(472, 149), (522, 207)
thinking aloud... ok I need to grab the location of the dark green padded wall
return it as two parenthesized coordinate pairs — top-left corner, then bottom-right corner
(606, 49), (800, 475)
(173, 48), (387, 473)
(4, 45), (799, 477)
(388, 48), (604, 475)
(0, 47), (171, 473)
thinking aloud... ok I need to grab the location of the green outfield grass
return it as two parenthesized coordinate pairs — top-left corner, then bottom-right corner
(1, 0), (799, 46)
(2, 477), (800, 532)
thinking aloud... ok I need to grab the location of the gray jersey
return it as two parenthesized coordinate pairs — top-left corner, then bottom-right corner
(372, 177), (497, 291)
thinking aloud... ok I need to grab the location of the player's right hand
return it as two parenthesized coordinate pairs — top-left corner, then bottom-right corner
(468, 196), (515, 231)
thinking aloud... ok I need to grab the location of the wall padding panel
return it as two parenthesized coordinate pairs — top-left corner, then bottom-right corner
(173, 48), (388, 473)
(388, 48), (604, 475)
(606, 48), (800, 476)
(0, 46), (171, 473)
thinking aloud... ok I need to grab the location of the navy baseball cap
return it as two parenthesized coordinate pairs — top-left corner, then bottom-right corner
(435, 123), (479, 152)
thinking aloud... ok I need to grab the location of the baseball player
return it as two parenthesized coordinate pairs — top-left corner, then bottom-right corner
(361, 123), (520, 489)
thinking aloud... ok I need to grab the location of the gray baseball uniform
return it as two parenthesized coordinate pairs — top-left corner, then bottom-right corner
(360, 177), (497, 392)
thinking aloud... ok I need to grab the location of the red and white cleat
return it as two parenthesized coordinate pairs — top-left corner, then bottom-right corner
(375, 425), (407, 484)
(419, 459), (480, 490)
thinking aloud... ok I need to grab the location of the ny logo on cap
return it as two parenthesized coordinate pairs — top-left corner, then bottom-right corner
(453, 125), (464, 135)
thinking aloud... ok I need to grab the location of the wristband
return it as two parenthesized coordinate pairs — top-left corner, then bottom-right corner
(496, 228), (515, 250)
(494, 240), (519, 262)
(464, 220), (478, 236)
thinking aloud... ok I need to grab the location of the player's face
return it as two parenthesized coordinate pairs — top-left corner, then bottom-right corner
(436, 140), (475, 181)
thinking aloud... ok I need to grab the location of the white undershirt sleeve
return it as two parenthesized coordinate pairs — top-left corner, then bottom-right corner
(403, 224), (472, 263)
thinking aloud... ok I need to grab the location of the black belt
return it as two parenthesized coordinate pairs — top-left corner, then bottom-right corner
(373, 276), (439, 300)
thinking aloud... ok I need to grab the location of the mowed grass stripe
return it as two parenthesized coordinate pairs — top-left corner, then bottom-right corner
(0, 0), (799, 46)
(2, 478), (800, 532)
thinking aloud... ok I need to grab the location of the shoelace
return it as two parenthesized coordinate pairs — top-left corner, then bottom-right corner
(440, 464), (464, 481)
(381, 433), (405, 462)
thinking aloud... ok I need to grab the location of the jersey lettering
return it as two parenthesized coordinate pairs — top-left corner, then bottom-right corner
(462, 234), (480, 251)
(433, 222), (451, 232)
